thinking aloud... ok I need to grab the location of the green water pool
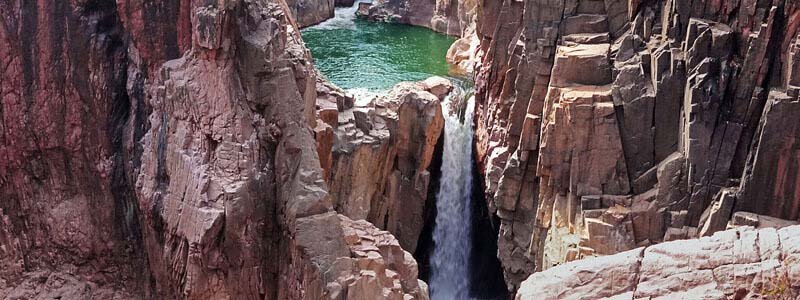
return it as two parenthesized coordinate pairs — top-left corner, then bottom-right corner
(302, 17), (455, 91)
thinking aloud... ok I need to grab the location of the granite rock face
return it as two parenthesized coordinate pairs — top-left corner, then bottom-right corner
(316, 79), (446, 252)
(517, 225), (800, 299)
(0, 0), (427, 298)
(466, 0), (800, 292)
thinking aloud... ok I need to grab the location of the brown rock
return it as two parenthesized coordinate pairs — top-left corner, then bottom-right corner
(550, 44), (612, 87)
(516, 248), (642, 300)
(326, 80), (445, 251)
(363, 0), (477, 36)
(736, 90), (800, 220)
(729, 211), (799, 229)
(285, 0), (335, 28)
(472, 0), (800, 291)
(294, 213), (428, 300)
(420, 76), (454, 100)
(1, 0), (430, 298)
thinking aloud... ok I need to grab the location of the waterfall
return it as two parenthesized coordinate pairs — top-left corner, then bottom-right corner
(430, 84), (475, 299)
(311, 0), (364, 30)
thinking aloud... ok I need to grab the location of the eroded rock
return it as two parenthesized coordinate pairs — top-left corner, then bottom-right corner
(322, 80), (445, 252)
(517, 225), (800, 299)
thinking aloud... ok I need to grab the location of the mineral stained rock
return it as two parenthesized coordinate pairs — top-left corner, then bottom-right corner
(1, 0), (427, 298)
(4, 0), (800, 298)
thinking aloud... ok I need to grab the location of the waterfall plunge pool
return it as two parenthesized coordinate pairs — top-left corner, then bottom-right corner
(301, 9), (454, 92)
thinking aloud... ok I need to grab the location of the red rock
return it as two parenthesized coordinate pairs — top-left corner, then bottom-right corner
(326, 80), (445, 251)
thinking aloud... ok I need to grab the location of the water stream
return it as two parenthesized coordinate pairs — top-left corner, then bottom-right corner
(430, 88), (475, 299)
(303, 5), (501, 299)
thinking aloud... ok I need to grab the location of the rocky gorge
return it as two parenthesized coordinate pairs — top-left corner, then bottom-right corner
(2, 0), (800, 299)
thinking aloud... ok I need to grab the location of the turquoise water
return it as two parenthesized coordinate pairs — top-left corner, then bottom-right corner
(302, 17), (455, 91)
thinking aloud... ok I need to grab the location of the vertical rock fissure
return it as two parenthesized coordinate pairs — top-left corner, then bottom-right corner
(469, 149), (509, 299)
(414, 133), (444, 283)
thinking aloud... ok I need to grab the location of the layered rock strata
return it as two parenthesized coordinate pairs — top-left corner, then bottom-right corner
(315, 78), (447, 252)
(517, 224), (800, 299)
(1, 0), (427, 298)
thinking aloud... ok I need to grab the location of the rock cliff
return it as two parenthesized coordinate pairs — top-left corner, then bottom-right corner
(4, 0), (800, 298)
(467, 0), (800, 292)
(0, 0), (427, 298)
(355, 0), (800, 293)
(315, 77), (448, 252)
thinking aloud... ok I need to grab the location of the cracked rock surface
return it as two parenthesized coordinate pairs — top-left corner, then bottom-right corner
(517, 225), (800, 299)
(1, 0), (428, 298)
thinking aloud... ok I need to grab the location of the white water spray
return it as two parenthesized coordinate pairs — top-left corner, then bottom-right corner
(311, 0), (364, 30)
(430, 85), (475, 299)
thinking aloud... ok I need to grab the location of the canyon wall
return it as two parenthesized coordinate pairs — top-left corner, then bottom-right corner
(0, 0), (141, 296)
(4, 0), (800, 298)
(0, 0), (428, 298)
(469, 0), (800, 292)
(356, 0), (800, 293)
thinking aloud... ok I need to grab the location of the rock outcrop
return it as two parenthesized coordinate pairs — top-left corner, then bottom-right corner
(286, 0), (336, 28)
(467, 0), (800, 291)
(316, 78), (447, 252)
(359, 0), (477, 36)
(517, 225), (800, 299)
(292, 212), (429, 299)
(1, 0), (427, 298)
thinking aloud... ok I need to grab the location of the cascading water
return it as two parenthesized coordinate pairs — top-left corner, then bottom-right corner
(312, 0), (363, 30)
(430, 84), (475, 299)
(302, 6), (506, 298)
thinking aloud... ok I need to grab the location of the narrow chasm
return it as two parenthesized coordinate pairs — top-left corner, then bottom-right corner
(415, 132), (444, 284)
(302, 2), (508, 298)
(469, 152), (509, 299)
(417, 92), (508, 299)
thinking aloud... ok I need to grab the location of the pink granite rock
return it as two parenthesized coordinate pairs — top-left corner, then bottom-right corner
(517, 225), (800, 299)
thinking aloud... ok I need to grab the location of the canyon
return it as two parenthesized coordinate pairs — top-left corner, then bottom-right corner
(2, 0), (800, 299)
